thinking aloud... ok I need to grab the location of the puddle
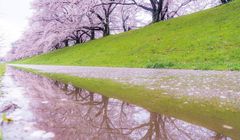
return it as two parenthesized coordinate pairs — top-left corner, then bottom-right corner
(11, 64), (240, 107)
(0, 67), (237, 139)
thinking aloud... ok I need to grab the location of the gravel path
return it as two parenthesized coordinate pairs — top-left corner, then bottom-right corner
(10, 64), (240, 108)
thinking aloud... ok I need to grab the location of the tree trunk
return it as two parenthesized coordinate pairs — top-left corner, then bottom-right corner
(221, 0), (231, 4)
(90, 29), (95, 40)
(64, 40), (68, 47)
(151, 0), (164, 23)
(75, 39), (80, 44)
(152, 10), (160, 23)
(123, 23), (127, 32)
(103, 23), (110, 37)
(221, 0), (227, 3)
(88, 16), (95, 40)
(103, 15), (110, 37)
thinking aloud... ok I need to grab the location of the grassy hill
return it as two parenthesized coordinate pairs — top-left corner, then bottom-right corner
(16, 0), (240, 70)
(0, 64), (5, 77)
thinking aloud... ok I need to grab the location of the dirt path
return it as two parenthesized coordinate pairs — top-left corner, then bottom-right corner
(10, 64), (240, 108)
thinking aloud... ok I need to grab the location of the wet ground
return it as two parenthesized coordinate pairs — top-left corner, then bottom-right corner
(11, 64), (240, 108)
(0, 67), (238, 139)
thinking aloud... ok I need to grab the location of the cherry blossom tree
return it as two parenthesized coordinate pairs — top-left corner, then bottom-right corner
(130, 0), (171, 22)
(5, 0), (223, 61)
(113, 1), (139, 32)
(130, 0), (221, 23)
(88, 0), (126, 36)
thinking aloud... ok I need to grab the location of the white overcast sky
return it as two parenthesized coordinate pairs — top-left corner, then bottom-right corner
(0, 0), (33, 57)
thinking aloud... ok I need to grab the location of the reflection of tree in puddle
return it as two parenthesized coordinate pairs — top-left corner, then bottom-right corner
(11, 68), (229, 140)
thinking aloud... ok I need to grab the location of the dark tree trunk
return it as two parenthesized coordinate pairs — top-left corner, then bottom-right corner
(63, 40), (69, 47)
(90, 29), (95, 40)
(221, 0), (227, 3)
(221, 0), (231, 4)
(53, 43), (60, 50)
(103, 29), (110, 36)
(87, 16), (96, 40)
(152, 10), (160, 23)
(75, 39), (80, 44)
(121, 15), (128, 32)
(135, 0), (166, 23)
(123, 23), (127, 32)
(103, 23), (110, 37)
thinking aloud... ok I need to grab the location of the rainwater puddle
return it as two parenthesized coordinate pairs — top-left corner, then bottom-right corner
(0, 67), (238, 140)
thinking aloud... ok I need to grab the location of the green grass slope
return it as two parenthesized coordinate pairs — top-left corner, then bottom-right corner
(16, 0), (240, 70)
(0, 64), (5, 77)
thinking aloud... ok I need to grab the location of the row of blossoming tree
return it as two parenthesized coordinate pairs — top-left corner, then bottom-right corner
(6, 0), (227, 61)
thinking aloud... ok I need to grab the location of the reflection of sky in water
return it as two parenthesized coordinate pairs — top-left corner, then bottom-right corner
(1, 72), (54, 140)
(133, 108), (149, 124)
(0, 67), (232, 140)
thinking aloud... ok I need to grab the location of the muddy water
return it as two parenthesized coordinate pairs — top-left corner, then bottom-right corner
(0, 67), (232, 140)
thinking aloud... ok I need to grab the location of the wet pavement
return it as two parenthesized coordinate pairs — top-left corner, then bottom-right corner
(10, 64), (240, 108)
(0, 67), (235, 140)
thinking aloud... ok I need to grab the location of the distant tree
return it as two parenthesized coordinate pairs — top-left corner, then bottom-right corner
(89, 0), (125, 36)
(116, 1), (139, 32)
(130, 0), (169, 23)
(130, 0), (212, 23)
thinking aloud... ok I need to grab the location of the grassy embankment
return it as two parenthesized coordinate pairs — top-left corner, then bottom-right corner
(16, 0), (240, 70)
(0, 64), (5, 77)
(14, 66), (240, 139)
